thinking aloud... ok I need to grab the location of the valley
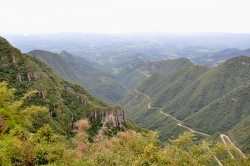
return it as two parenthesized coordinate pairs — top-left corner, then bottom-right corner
(1, 34), (250, 165)
(27, 50), (128, 104)
(5, 34), (249, 154)
(2, 0), (250, 164)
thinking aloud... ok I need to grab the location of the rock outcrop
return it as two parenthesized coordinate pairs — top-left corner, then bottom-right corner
(90, 108), (126, 128)
(225, 56), (250, 67)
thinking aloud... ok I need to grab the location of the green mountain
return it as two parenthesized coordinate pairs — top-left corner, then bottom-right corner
(122, 56), (250, 152)
(121, 64), (208, 140)
(28, 50), (128, 104)
(116, 57), (193, 89)
(27, 50), (79, 82)
(184, 83), (250, 152)
(164, 56), (250, 120)
(0, 36), (126, 135)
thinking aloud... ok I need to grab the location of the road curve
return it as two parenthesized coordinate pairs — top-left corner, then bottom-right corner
(136, 69), (150, 77)
(135, 89), (151, 99)
(134, 88), (247, 162)
(135, 89), (209, 136)
(220, 134), (247, 159)
(128, 63), (150, 77)
(134, 89), (223, 165)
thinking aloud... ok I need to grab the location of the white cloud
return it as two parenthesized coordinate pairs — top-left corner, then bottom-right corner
(0, 0), (250, 34)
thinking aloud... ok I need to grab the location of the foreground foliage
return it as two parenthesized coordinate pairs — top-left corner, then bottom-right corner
(0, 82), (249, 165)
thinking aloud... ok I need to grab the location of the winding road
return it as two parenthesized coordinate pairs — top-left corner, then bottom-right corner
(128, 63), (150, 77)
(134, 88), (247, 162)
(135, 89), (209, 136)
(220, 134), (247, 159)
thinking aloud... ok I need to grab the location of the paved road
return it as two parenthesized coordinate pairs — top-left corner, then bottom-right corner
(134, 88), (247, 163)
(220, 134), (247, 159)
(135, 89), (209, 136)
(135, 89), (150, 99)
(136, 69), (150, 77)
(128, 63), (150, 77)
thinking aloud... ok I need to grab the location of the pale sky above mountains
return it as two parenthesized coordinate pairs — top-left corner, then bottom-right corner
(1, 0), (250, 34)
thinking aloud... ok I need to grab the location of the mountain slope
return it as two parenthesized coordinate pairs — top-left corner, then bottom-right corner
(121, 65), (208, 141)
(165, 56), (250, 120)
(28, 50), (128, 104)
(28, 50), (79, 82)
(150, 58), (194, 74)
(0, 36), (126, 135)
(138, 65), (208, 106)
(122, 56), (250, 152)
(183, 83), (250, 151)
(116, 57), (193, 89)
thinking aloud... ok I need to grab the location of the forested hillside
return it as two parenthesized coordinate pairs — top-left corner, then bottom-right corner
(116, 57), (193, 90)
(0, 82), (248, 165)
(122, 56), (250, 153)
(28, 50), (128, 104)
(0, 36), (127, 135)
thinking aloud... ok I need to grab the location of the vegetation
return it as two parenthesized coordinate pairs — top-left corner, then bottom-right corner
(0, 82), (249, 165)
(0, 36), (119, 135)
(28, 50), (128, 104)
(116, 57), (193, 90)
(122, 56), (250, 153)
(1, 36), (250, 165)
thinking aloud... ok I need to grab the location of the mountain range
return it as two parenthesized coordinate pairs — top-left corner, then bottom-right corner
(0, 36), (249, 165)
(17, 40), (250, 153)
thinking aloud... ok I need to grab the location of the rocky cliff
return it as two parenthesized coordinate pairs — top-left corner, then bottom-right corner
(224, 56), (250, 67)
(90, 108), (126, 128)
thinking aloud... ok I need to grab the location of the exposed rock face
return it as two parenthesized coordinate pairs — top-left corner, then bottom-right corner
(90, 109), (126, 128)
(225, 56), (250, 67)
(64, 87), (89, 105)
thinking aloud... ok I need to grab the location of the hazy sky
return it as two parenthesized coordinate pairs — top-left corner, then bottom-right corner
(1, 0), (250, 34)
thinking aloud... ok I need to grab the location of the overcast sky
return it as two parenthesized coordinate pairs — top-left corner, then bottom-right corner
(1, 0), (250, 34)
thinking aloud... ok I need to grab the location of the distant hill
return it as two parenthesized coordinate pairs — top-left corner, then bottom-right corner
(194, 48), (250, 66)
(28, 50), (79, 82)
(116, 57), (193, 89)
(28, 50), (128, 104)
(121, 56), (250, 152)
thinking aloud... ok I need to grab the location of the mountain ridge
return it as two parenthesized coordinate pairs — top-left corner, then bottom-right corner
(28, 50), (128, 104)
